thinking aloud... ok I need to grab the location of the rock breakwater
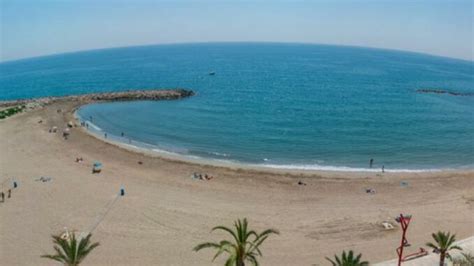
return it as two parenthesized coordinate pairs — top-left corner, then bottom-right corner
(0, 89), (195, 109)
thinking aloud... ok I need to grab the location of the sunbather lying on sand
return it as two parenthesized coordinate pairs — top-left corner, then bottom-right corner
(36, 176), (52, 182)
(192, 173), (214, 180)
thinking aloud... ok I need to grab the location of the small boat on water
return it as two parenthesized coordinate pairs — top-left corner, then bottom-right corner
(208, 71), (216, 76)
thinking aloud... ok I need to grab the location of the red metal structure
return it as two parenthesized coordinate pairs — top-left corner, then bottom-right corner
(395, 214), (428, 265)
(396, 214), (411, 266)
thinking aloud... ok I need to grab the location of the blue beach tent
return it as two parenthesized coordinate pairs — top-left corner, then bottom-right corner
(92, 162), (102, 173)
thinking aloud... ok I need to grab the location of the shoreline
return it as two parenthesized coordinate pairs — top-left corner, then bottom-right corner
(74, 103), (471, 175)
(5, 88), (471, 175)
(76, 117), (465, 174)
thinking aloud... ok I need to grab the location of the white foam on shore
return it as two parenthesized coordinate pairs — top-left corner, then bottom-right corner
(209, 151), (230, 157)
(84, 131), (457, 173)
(151, 148), (173, 155)
(113, 138), (451, 173)
(89, 134), (455, 173)
(75, 112), (465, 173)
(256, 163), (445, 173)
(85, 121), (102, 132)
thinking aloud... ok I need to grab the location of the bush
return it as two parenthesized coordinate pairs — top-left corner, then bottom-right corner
(0, 106), (24, 120)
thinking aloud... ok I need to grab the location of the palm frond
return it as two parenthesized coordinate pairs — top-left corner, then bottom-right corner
(193, 242), (221, 251)
(41, 232), (99, 265)
(247, 253), (260, 266)
(426, 242), (438, 250)
(212, 225), (240, 244)
(259, 228), (280, 238)
(326, 250), (368, 266)
(325, 256), (337, 266)
(195, 218), (278, 266)
(224, 254), (237, 266)
(79, 241), (100, 263)
(40, 254), (64, 262)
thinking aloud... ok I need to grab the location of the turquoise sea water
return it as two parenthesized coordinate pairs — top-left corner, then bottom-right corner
(1, 43), (473, 171)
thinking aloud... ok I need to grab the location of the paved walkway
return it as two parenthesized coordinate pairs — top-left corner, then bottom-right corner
(375, 236), (474, 266)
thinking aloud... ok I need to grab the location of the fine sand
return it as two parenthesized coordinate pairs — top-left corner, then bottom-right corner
(1, 99), (473, 266)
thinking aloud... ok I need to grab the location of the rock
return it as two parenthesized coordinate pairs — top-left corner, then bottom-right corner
(0, 89), (195, 109)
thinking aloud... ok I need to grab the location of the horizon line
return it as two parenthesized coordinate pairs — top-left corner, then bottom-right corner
(1, 41), (472, 65)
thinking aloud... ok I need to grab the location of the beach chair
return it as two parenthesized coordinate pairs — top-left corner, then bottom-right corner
(92, 162), (102, 174)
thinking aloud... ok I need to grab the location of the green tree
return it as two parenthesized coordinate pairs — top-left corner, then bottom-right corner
(426, 231), (462, 266)
(41, 232), (100, 266)
(451, 252), (474, 266)
(326, 250), (369, 266)
(193, 218), (279, 266)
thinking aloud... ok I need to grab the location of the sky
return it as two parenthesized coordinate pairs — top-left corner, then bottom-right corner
(1, 0), (473, 62)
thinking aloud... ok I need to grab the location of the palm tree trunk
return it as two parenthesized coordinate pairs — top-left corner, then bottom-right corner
(236, 257), (245, 266)
(439, 252), (445, 266)
(237, 249), (245, 266)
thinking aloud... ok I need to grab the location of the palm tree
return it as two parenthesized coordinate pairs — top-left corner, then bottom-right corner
(41, 232), (100, 266)
(193, 218), (279, 266)
(326, 250), (369, 266)
(451, 252), (474, 266)
(426, 231), (462, 266)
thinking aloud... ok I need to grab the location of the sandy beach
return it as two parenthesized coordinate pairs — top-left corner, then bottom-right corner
(1, 97), (473, 265)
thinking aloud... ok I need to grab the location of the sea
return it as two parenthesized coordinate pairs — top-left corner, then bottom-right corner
(1, 43), (473, 171)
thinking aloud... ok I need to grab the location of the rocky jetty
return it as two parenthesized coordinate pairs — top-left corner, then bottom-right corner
(416, 89), (474, 96)
(0, 89), (195, 109)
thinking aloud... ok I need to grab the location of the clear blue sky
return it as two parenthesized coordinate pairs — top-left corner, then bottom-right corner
(1, 0), (473, 62)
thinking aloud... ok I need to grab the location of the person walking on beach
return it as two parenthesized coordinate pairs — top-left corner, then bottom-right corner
(382, 165), (385, 173)
(369, 158), (374, 168)
(0, 192), (4, 202)
(7, 189), (11, 198)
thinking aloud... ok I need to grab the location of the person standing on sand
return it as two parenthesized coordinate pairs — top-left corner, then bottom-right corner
(382, 165), (385, 173)
(7, 189), (11, 198)
(0, 192), (4, 202)
(370, 158), (374, 168)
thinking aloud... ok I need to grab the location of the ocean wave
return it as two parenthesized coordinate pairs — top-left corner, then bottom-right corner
(118, 139), (452, 173)
(151, 148), (178, 156)
(209, 151), (230, 157)
(85, 121), (102, 132)
(75, 113), (463, 173)
(256, 163), (445, 173)
(85, 132), (456, 173)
